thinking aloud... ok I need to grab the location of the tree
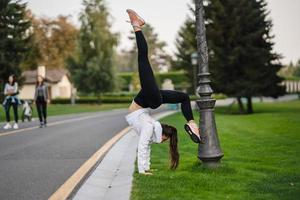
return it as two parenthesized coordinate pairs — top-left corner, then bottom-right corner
(205, 0), (286, 113)
(67, 0), (118, 100)
(22, 13), (79, 70)
(175, 0), (286, 113)
(293, 59), (300, 77)
(114, 49), (133, 72)
(0, 0), (32, 100)
(19, 10), (40, 70)
(172, 2), (198, 93)
(278, 61), (298, 78)
(126, 24), (170, 73)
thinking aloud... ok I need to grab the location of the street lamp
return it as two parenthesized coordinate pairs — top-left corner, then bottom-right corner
(191, 52), (198, 94)
(195, 0), (223, 167)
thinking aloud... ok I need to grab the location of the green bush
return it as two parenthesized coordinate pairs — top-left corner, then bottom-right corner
(51, 96), (133, 104)
(51, 92), (227, 104)
(118, 71), (189, 91)
(118, 72), (133, 85)
(158, 71), (188, 85)
(101, 96), (132, 103)
(189, 93), (227, 101)
(51, 97), (98, 104)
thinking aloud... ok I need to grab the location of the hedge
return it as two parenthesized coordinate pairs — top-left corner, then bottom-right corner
(283, 76), (300, 81)
(51, 93), (227, 104)
(51, 96), (133, 104)
(118, 71), (190, 90)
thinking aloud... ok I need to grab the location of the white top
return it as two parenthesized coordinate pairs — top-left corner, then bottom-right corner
(125, 108), (162, 173)
(4, 83), (18, 96)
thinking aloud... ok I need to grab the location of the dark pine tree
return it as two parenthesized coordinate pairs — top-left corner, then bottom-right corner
(205, 0), (286, 113)
(0, 0), (32, 100)
(172, 2), (197, 94)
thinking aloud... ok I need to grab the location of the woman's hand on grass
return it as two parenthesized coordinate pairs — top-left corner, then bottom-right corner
(145, 169), (157, 173)
(141, 172), (153, 175)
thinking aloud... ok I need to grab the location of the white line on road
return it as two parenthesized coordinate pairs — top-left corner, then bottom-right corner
(0, 112), (122, 137)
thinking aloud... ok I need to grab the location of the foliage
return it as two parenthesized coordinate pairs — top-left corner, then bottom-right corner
(118, 71), (190, 91)
(117, 24), (171, 73)
(0, 0), (32, 100)
(172, 2), (197, 92)
(22, 13), (79, 69)
(174, 0), (286, 113)
(66, 0), (118, 97)
(205, 0), (286, 113)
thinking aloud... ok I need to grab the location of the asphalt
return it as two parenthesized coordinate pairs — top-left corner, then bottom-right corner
(0, 109), (130, 200)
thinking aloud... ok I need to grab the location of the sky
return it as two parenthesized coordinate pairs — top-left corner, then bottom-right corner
(24, 0), (300, 64)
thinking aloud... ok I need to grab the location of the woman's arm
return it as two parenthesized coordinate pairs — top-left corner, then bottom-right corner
(33, 86), (37, 101)
(4, 83), (8, 95)
(145, 145), (151, 171)
(137, 122), (154, 174)
(44, 85), (50, 101)
(14, 83), (18, 94)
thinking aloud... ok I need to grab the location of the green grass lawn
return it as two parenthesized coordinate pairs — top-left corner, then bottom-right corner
(0, 103), (129, 122)
(131, 100), (300, 200)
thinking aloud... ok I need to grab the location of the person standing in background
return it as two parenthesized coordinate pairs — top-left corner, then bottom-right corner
(34, 75), (49, 128)
(3, 75), (21, 130)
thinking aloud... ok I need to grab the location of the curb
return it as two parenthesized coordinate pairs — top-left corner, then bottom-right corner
(48, 110), (178, 200)
(48, 127), (132, 200)
(70, 110), (178, 200)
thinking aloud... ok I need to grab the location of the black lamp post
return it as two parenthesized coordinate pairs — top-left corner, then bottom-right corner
(195, 0), (223, 167)
(191, 52), (198, 94)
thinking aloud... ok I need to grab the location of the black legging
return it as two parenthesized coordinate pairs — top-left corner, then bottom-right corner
(36, 97), (47, 123)
(133, 31), (194, 121)
(5, 101), (18, 123)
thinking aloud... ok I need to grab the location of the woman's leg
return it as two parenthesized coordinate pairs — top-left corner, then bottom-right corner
(12, 103), (18, 123)
(36, 101), (43, 123)
(134, 31), (162, 108)
(161, 90), (203, 143)
(160, 90), (194, 121)
(42, 101), (47, 123)
(5, 103), (11, 122)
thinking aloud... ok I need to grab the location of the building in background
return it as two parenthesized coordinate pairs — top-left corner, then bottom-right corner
(19, 66), (75, 100)
(282, 79), (300, 93)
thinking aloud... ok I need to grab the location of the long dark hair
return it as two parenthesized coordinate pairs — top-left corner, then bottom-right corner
(161, 123), (179, 169)
(7, 74), (16, 86)
(36, 75), (45, 87)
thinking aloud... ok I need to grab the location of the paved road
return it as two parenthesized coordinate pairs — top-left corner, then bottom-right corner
(0, 108), (165, 200)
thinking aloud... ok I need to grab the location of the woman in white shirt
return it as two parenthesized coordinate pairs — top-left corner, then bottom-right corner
(3, 75), (21, 130)
(125, 10), (203, 175)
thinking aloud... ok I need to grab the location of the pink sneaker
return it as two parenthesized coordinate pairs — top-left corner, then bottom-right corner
(184, 122), (204, 144)
(126, 9), (145, 27)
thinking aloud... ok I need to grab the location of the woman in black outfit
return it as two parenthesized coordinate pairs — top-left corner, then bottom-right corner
(34, 75), (49, 128)
(126, 9), (203, 144)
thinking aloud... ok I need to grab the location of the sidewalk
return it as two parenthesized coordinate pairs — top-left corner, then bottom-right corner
(191, 94), (299, 108)
(72, 110), (177, 200)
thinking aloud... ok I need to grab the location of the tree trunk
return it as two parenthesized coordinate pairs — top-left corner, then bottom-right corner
(237, 96), (245, 114)
(246, 96), (253, 114)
